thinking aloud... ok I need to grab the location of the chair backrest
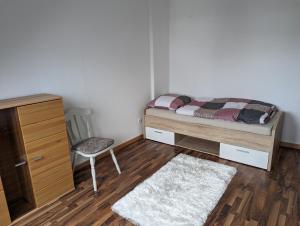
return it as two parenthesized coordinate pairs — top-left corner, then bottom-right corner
(65, 108), (93, 147)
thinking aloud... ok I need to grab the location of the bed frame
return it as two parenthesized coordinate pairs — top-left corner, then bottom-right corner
(144, 111), (283, 171)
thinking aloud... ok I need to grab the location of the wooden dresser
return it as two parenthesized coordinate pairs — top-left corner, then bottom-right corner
(0, 94), (74, 224)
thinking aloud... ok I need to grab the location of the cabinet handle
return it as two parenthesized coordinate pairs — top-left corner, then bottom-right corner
(32, 156), (44, 161)
(154, 131), (162, 134)
(15, 161), (27, 167)
(236, 149), (250, 154)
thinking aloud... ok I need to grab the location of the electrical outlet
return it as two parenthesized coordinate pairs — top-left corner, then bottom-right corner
(138, 118), (143, 124)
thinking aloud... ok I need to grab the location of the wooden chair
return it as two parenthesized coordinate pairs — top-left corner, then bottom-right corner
(65, 108), (121, 192)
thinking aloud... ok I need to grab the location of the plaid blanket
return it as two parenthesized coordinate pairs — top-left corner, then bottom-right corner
(176, 98), (277, 124)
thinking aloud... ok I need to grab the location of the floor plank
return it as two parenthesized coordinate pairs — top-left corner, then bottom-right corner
(11, 139), (300, 226)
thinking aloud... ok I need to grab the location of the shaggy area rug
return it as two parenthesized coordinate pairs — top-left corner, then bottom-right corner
(112, 154), (236, 226)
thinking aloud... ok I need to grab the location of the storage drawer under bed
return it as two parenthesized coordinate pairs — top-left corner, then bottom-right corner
(220, 143), (269, 169)
(145, 127), (175, 145)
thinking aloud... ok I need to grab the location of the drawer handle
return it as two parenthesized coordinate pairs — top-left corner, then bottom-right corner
(236, 149), (250, 154)
(32, 156), (44, 161)
(15, 161), (27, 168)
(154, 131), (162, 134)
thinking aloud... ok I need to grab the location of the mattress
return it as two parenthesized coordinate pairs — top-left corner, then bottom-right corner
(145, 108), (279, 136)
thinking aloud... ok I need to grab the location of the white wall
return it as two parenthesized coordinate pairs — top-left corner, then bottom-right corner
(0, 0), (151, 163)
(1, 0), (299, 148)
(170, 0), (300, 144)
(149, 0), (170, 97)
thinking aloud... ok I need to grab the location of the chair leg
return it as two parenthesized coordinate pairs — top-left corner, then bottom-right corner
(72, 152), (77, 173)
(90, 157), (97, 192)
(110, 149), (121, 174)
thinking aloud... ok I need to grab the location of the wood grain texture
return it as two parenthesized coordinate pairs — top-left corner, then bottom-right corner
(34, 176), (74, 208)
(17, 100), (64, 126)
(9, 139), (300, 226)
(0, 110), (23, 202)
(0, 178), (11, 226)
(0, 94), (74, 224)
(0, 108), (35, 221)
(144, 112), (283, 171)
(176, 136), (220, 156)
(267, 110), (284, 171)
(9, 108), (36, 220)
(114, 135), (144, 152)
(280, 142), (300, 151)
(0, 94), (61, 110)
(25, 132), (71, 175)
(24, 131), (74, 207)
(19, 100), (74, 208)
(20, 116), (66, 144)
(0, 178), (3, 192)
(144, 113), (282, 153)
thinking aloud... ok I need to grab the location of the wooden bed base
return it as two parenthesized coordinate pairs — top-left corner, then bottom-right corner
(144, 112), (283, 171)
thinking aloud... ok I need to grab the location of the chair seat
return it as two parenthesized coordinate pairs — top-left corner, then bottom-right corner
(73, 137), (114, 155)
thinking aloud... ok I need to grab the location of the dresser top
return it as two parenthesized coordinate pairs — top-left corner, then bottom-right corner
(0, 94), (62, 110)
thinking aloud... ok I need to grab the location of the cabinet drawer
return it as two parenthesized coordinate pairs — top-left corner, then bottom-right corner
(21, 116), (66, 143)
(25, 132), (71, 174)
(220, 143), (269, 169)
(34, 175), (74, 207)
(31, 161), (73, 193)
(18, 99), (64, 126)
(145, 127), (175, 145)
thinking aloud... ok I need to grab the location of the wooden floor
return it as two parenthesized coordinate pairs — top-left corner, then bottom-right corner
(11, 139), (300, 226)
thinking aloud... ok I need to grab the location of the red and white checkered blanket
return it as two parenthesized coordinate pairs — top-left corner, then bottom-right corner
(176, 98), (277, 124)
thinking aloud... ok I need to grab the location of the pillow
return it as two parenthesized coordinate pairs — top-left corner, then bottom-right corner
(147, 94), (192, 110)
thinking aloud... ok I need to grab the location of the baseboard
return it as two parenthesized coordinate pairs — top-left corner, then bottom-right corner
(74, 134), (143, 173)
(280, 141), (300, 150)
(114, 134), (144, 152)
(73, 136), (299, 173)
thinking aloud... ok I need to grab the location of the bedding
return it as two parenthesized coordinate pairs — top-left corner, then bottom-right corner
(146, 108), (277, 135)
(176, 98), (277, 124)
(147, 94), (192, 110)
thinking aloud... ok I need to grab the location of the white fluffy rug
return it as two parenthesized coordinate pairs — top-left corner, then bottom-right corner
(112, 154), (236, 226)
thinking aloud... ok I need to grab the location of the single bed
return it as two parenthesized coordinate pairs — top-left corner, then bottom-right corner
(144, 108), (283, 171)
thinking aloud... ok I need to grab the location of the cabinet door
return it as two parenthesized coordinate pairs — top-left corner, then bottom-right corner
(0, 178), (11, 226)
(18, 100), (74, 208)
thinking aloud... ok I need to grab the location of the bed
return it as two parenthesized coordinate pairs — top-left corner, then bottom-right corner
(144, 105), (283, 171)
